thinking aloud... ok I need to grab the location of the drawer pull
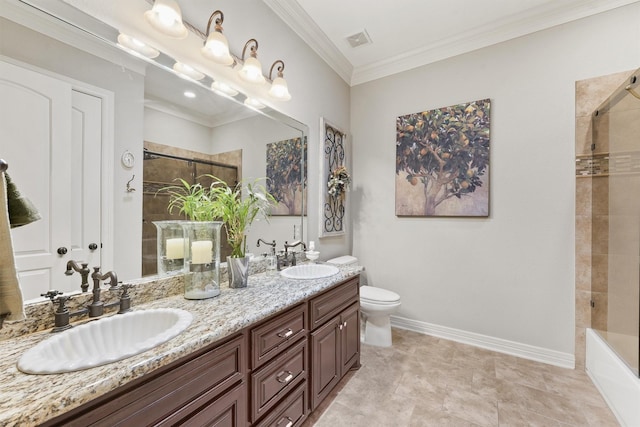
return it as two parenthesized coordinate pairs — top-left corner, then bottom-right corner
(276, 370), (294, 383)
(277, 417), (294, 427)
(277, 328), (294, 339)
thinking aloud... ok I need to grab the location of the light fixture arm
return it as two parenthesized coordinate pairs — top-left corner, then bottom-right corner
(241, 38), (259, 60)
(269, 60), (285, 80)
(205, 10), (224, 35)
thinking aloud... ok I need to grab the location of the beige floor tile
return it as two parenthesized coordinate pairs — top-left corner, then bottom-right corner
(309, 328), (619, 427)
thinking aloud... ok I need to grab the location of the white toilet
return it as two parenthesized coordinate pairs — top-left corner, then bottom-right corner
(327, 256), (401, 347)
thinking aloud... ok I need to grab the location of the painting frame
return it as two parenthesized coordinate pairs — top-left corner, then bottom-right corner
(266, 136), (307, 216)
(395, 98), (491, 217)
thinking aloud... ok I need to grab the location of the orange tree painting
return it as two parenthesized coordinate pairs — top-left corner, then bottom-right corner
(396, 99), (490, 216)
(266, 137), (307, 215)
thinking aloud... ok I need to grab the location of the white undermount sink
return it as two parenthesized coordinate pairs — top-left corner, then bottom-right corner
(280, 264), (339, 280)
(17, 308), (193, 375)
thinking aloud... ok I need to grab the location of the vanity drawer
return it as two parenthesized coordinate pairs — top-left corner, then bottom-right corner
(309, 277), (359, 330)
(251, 303), (307, 368)
(254, 382), (308, 427)
(251, 338), (307, 422)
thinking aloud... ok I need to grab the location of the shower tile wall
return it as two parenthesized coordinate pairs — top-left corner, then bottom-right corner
(574, 70), (634, 369)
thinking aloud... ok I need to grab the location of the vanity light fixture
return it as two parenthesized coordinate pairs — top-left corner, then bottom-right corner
(211, 81), (239, 97)
(238, 39), (265, 84)
(173, 62), (205, 81)
(244, 97), (266, 110)
(268, 60), (291, 101)
(116, 33), (159, 58)
(144, 0), (188, 39)
(201, 10), (234, 66)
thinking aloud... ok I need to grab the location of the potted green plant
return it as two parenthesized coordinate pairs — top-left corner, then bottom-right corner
(163, 175), (274, 288)
(208, 177), (275, 288)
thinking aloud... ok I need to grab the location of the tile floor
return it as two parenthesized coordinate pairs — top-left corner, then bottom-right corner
(304, 328), (619, 427)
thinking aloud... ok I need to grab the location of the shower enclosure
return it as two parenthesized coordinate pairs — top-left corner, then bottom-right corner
(142, 145), (238, 276)
(590, 69), (640, 377)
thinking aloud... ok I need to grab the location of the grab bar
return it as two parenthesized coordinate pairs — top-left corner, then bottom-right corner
(0, 159), (7, 172)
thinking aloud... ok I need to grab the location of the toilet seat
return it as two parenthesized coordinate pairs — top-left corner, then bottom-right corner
(360, 286), (400, 304)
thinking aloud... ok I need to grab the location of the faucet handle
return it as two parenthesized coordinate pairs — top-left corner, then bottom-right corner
(118, 284), (132, 314)
(41, 290), (63, 301)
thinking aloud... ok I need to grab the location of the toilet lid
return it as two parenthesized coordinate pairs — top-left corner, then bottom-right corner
(360, 286), (400, 303)
(327, 255), (358, 265)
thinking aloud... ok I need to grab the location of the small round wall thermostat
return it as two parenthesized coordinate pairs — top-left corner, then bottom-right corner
(121, 150), (135, 168)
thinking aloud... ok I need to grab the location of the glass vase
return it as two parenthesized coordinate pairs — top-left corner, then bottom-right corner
(181, 221), (223, 300)
(153, 220), (186, 276)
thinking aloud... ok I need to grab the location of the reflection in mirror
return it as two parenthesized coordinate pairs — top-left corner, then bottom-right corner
(0, 0), (308, 298)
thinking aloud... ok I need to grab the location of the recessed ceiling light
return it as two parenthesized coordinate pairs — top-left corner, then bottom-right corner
(184, 90), (196, 98)
(346, 30), (372, 48)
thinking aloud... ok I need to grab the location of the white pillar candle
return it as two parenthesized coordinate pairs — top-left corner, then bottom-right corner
(191, 240), (213, 264)
(166, 238), (184, 259)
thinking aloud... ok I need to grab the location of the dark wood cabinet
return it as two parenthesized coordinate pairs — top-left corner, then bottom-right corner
(38, 276), (359, 427)
(41, 334), (247, 427)
(309, 279), (360, 411)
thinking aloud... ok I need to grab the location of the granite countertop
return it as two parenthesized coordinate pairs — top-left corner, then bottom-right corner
(0, 265), (362, 427)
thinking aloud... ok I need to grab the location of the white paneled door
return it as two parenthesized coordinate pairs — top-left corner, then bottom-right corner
(0, 60), (102, 300)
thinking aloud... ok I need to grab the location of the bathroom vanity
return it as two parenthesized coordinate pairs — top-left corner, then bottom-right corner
(0, 267), (361, 426)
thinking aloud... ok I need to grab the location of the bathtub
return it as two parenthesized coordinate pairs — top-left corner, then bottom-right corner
(586, 328), (640, 426)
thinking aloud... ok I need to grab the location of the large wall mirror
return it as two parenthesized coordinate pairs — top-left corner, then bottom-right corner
(0, 0), (307, 299)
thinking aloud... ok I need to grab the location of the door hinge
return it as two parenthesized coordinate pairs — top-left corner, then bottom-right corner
(590, 300), (595, 308)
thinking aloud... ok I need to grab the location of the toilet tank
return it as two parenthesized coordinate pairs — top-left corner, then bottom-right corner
(326, 255), (358, 266)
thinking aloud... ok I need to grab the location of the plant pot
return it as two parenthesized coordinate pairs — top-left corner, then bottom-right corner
(227, 256), (250, 289)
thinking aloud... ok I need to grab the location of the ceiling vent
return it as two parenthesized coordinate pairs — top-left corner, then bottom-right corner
(346, 30), (372, 48)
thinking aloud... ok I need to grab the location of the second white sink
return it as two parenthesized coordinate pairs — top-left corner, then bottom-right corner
(280, 264), (339, 280)
(17, 308), (193, 375)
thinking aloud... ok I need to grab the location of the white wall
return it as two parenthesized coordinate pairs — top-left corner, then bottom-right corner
(351, 4), (640, 356)
(144, 108), (213, 153)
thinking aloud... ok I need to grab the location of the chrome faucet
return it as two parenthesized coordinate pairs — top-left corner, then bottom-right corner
(65, 260), (90, 292)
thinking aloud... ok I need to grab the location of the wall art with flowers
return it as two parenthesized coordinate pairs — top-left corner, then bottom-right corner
(396, 98), (490, 217)
(320, 117), (350, 237)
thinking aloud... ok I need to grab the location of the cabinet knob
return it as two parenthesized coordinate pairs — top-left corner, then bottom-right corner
(56, 247), (68, 255)
(88, 243), (98, 251)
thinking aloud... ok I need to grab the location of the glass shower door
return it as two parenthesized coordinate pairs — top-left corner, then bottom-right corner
(591, 70), (640, 377)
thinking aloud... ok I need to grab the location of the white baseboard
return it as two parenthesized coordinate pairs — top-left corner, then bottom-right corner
(390, 315), (575, 369)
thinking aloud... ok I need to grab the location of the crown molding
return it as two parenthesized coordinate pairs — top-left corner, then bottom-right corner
(352, 0), (640, 85)
(265, 0), (640, 87)
(262, 0), (353, 85)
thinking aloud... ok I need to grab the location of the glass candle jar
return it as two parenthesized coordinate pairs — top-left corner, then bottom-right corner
(181, 221), (223, 300)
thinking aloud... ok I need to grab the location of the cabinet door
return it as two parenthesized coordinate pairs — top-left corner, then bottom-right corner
(178, 381), (248, 427)
(340, 303), (360, 374)
(310, 315), (341, 410)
